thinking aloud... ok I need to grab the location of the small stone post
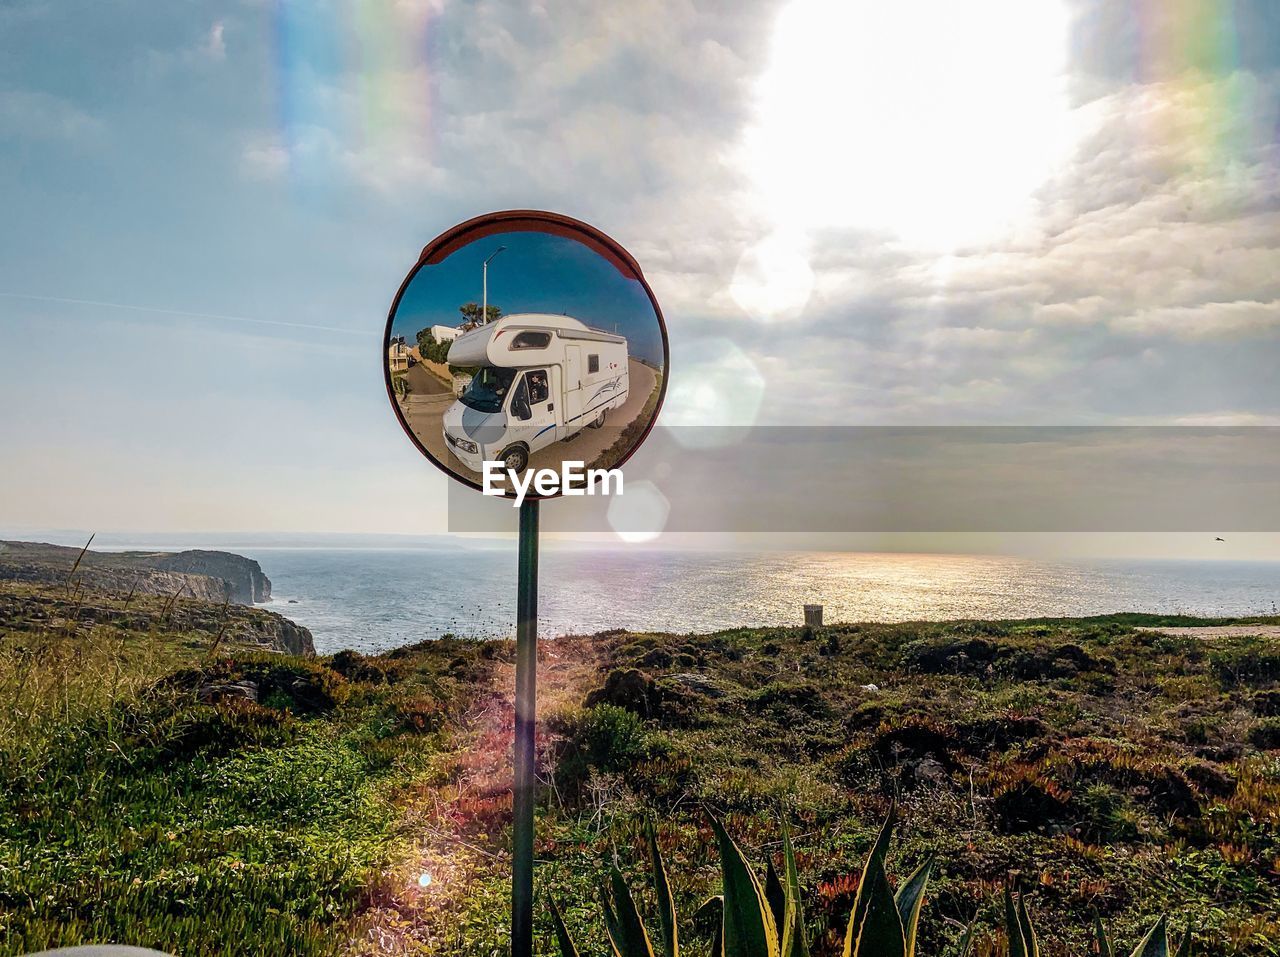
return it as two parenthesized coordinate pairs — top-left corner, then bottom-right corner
(803, 604), (823, 627)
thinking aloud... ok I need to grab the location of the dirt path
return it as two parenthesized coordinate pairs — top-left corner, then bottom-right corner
(405, 362), (451, 396)
(343, 637), (604, 955)
(1137, 625), (1280, 639)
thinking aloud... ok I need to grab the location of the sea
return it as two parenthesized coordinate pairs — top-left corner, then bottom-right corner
(205, 548), (1280, 655)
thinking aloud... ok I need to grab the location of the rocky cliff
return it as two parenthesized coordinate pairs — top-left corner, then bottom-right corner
(0, 584), (314, 656)
(0, 541), (271, 606)
(145, 549), (271, 603)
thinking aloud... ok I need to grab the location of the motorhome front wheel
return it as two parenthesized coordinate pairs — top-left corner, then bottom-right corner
(588, 409), (607, 429)
(501, 446), (529, 473)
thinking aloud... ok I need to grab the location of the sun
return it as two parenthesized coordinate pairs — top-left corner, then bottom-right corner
(741, 0), (1076, 250)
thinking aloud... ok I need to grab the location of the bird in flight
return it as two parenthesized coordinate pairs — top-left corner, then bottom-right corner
(1215, 537), (1226, 542)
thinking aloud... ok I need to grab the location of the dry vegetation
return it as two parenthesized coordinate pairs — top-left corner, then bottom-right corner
(3, 586), (1279, 955)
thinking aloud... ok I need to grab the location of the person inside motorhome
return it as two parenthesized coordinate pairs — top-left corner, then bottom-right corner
(526, 370), (549, 404)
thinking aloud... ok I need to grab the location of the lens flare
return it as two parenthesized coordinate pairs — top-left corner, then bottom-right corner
(417, 872), (433, 888)
(1128, 0), (1272, 172)
(270, 3), (437, 187)
(608, 481), (670, 543)
(663, 340), (766, 448)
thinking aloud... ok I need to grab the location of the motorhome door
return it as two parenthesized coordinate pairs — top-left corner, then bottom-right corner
(519, 369), (557, 453)
(563, 345), (584, 426)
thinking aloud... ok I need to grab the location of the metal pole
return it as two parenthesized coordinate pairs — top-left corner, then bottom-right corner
(483, 246), (505, 325)
(512, 499), (539, 957)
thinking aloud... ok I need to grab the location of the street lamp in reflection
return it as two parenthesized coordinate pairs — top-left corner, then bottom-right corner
(482, 246), (506, 324)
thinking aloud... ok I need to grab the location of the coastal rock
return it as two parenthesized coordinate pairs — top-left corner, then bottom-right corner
(662, 672), (727, 698)
(0, 541), (270, 606)
(197, 679), (260, 703)
(210, 606), (314, 656)
(149, 550), (271, 604)
(0, 587), (315, 657)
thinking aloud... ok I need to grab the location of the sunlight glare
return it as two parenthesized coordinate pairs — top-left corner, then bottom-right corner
(730, 230), (815, 322)
(743, 0), (1075, 249)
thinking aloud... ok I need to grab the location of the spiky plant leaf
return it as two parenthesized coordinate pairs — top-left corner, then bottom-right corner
(1128, 917), (1169, 957)
(1173, 926), (1192, 957)
(549, 895), (582, 957)
(693, 896), (724, 924)
(1004, 890), (1028, 957)
(1016, 894), (1039, 957)
(1094, 916), (1114, 957)
(893, 856), (932, 957)
(709, 815), (779, 957)
(603, 884), (624, 956)
(694, 896), (723, 957)
(648, 820), (678, 957)
(782, 827), (809, 957)
(845, 853), (905, 957)
(841, 805), (897, 957)
(765, 858), (786, 948)
(605, 864), (656, 957)
(956, 917), (976, 957)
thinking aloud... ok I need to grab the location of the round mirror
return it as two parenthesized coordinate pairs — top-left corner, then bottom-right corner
(384, 211), (668, 499)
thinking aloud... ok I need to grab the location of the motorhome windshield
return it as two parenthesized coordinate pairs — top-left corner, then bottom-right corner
(459, 366), (516, 414)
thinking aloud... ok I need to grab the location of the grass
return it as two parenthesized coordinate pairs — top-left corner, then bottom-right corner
(478, 615), (1280, 957)
(0, 583), (493, 956)
(4, 584), (1280, 956)
(0, 584), (203, 755)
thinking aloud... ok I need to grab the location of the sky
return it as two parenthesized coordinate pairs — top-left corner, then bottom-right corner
(388, 230), (665, 366)
(1, 0), (1278, 553)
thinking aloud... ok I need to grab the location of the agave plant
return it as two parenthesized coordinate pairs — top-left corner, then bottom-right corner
(546, 810), (1193, 957)
(1089, 912), (1193, 957)
(547, 808), (931, 957)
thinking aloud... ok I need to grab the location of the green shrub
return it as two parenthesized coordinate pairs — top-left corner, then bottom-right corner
(747, 681), (831, 721)
(327, 649), (388, 684)
(552, 703), (651, 792)
(1210, 639), (1280, 687)
(1249, 689), (1280, 716)
(1248, 717), (1280, 750)
(1076, 783), (1141, 843)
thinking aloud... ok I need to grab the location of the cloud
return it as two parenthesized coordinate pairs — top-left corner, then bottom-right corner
(731, 70), (1278, 424)
(205, 21), (226, 61)
(0, 90), (101, 140)
(240, 138), (290, 179)
(235, 12), (1277, 428)
(1112, 300), (1280, 340)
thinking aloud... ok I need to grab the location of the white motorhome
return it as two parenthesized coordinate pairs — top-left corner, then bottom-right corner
(441, 313), (629, 473)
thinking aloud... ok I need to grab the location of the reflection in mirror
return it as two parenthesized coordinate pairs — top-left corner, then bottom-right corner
(384, 213), (668, 498)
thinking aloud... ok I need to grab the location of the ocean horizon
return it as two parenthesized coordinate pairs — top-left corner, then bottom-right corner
(105, 545), (1280, 654)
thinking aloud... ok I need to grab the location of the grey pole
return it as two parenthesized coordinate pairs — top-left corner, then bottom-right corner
(483, 245), (506, 325)
(512, 498), (539, 957)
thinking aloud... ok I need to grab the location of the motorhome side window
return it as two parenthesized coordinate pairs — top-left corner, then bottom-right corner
(525, 370), (549, 404)
(511, 331), (551, 350)
(588, 354), (599, 373)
